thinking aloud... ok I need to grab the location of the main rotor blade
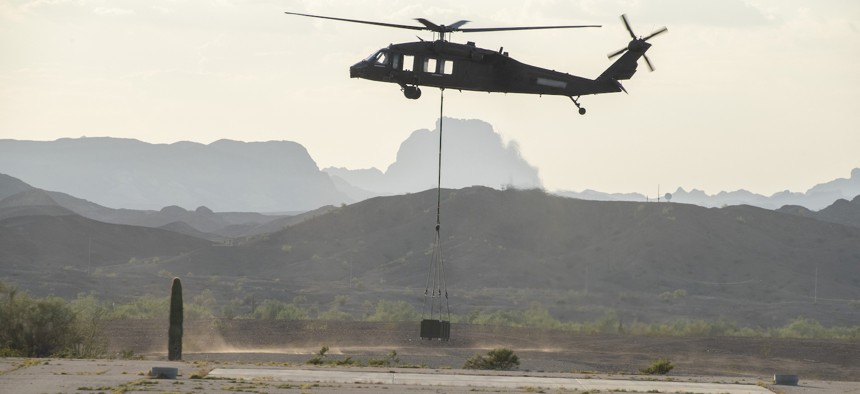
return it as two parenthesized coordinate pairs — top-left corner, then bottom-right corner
(415, 18), (444, 32)
(643, 54), (655, 72)
(285, 11), (424, 31)
(643, 26), (668, 41)
(459, 24), (601, 33)
(608, 47), (627, 59)
(447, 20), (471, 30)
(620, 14), (636, 39)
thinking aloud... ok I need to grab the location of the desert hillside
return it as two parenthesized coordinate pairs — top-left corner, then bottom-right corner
(4, 186), (856, 329)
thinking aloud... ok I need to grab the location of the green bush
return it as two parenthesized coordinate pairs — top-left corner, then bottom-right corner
(640, 358), (674, 375)
(365, 300), (419, 322)
(0, 283), (80, 357)
(252, 299), (308, 320)
(306, 345), (356, 366)
(106, 294), (168, 319)
(368, 350), (400, 367)
(463, 348), (520, 370)
(306, 345), (329, 365)
(68, 293), (108, 357)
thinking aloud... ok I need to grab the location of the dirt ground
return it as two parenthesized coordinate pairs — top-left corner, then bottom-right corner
(1, 320), (857, 393)
(105, 320), (860, 380)
(1, 354), (857, 394)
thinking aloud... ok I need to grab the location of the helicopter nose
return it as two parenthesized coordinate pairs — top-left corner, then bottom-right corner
(350, 61), (369, 78)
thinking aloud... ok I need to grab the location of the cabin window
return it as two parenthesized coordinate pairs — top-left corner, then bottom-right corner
(423, 58), (437, 73)
(375, 51), (388, 65)
(402, 55), (414, 72)
(366, 50), (389, 65)
(442, 60), (453, 75)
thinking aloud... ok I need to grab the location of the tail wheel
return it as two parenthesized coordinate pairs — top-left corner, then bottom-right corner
(570, 96), (586, 115)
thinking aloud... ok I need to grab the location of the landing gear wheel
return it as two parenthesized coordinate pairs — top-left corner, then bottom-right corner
(569, 96), (586, 115)
(403, 86), (422, 100)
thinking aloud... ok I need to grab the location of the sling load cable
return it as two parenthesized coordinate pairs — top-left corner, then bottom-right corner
(422, 87), (451, 326)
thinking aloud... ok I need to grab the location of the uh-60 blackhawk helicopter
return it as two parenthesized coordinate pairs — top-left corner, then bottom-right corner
(284, 12), (666, 115)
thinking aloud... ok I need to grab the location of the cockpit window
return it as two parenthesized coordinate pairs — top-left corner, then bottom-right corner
(365, 50), (389, 65)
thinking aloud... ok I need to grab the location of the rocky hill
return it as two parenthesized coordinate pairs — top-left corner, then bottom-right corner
(0, 174), (292, 239)
(324, 118), (542, 199)
(23, 186), (851, 328)
(777, 195), (860, 228)
(0, 206), (212, 297)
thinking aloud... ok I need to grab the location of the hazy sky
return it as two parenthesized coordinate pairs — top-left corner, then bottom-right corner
(2, 0), (859, 196)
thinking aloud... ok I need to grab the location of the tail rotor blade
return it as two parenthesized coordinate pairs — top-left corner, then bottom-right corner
(608, 47), (627, 59)
(643, 26), (668, 41)
(621, 14), (636, 39)
(643, 54), (655, 71)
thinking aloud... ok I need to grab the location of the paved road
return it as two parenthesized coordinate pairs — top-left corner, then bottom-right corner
(209, 367), (773, 394)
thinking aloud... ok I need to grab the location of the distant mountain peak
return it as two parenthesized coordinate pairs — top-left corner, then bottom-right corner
(327, 117), (542, 199)
(0, 188), (60, 208)
(160, 205), (188, 214)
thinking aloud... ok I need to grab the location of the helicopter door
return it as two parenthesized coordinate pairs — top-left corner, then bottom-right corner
(421, 58), (453, 76)
(392, 54), (413, 72)
(400, 55), (414, 71)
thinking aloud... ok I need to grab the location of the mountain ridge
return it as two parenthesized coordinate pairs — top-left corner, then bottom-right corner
(0, 137), (349, 212)
(0, 174), (291, 239)
(557, 168), (860, 210)
(98, 186), (860, 328)
(3, 122), (858, 211)
(2, 180), (859, 327)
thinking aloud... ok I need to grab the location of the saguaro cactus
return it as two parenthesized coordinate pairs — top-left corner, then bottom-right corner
(168, 277), (183, 361)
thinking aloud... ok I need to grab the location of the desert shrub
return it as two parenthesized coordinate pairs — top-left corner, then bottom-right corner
(368, 350), (400, 367)
(640, 358), (674, 374)
(68, 293), (108, 357)
(306, 345), (357, 366)
(463, 305), (568, 329)
(467, 309), (522, 326)
(334, 356), (357, 366)
(780, 317), (825, 338)
(579, 310), (621, 334)
(219, 298), (245, 319)
(318, 307), (352, 321)
(251, 299), (308, 320)
(0, 283), (80, 357)
(306, 345), (329, 365)
(365, 300), (419, 322)
(106, 294), (168, 319)
(658, 289), (687, 302)
(463, 348), (520, 370)
(184, 302), (214, 319)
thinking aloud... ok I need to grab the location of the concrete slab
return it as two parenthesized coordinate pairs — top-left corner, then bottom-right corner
(208, 367), (774, 393)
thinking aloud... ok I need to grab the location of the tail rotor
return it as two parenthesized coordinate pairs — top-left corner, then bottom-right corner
(608, 14), (667, 71)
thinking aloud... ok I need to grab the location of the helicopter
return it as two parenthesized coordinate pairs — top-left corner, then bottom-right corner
(284, 12), (667, 115)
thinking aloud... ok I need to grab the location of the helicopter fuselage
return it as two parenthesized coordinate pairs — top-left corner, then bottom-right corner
(349, 40), (625, 99)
